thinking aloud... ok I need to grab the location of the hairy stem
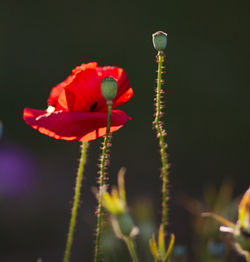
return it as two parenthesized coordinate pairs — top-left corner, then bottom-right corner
(63, 142), (88, 262)
(94, 104), (112, 262)
(154, 51), (168, 233)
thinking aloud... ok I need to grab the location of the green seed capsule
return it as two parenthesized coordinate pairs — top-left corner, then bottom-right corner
(152, 31), (168, 51)
(101, 77), (118, 102)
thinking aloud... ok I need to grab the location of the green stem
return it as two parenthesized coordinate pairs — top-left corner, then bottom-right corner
(123, 236), (140, 262)
(154, 51), (168, 233)
(94, 103), (112, 262)
(63, 142), (88, 262)
(164, 234), (175, 262)
(245, 253), (250, 262)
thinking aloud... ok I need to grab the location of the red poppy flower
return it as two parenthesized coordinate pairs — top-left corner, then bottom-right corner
(23, 62), (133, 142)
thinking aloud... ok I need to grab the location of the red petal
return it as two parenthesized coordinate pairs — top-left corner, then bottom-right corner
(48, 82), (65, 110)
(113, 86), (133, 108)
(58, 68), (101, 112)
(23, 108), (131, 142)
(96, 66), (133, 110)
(47, 63), (133, 113)
(48, 62), (99, 111)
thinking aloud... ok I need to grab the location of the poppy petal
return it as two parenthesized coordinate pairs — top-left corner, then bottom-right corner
(113, 86), (133, 108)
(48, 82), (66, 110)
(47, 63), (133, 113)
(23, 108), (131, 142)
(48, 62), (99, 111)
(96, 66), (133, 110)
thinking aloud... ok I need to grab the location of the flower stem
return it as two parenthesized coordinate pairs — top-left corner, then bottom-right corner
(245, 253), (250, 262)
(63, 142), (88, 262)
(123, 236), (140, 262)
(94, 103), (112, 262)
(154, 51), (168, 233)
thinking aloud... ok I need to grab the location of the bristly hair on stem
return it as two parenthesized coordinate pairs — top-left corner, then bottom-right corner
(152, 31), (169, 235)
(154, 51), (169, 234)
(63, 141), (88, 262)
(94, 77), (118, 262)
(94, 104), (112, 262)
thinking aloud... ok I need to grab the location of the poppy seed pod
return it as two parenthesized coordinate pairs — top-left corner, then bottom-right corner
(101, 77), (118, 103)
(152, 31), (168, 51)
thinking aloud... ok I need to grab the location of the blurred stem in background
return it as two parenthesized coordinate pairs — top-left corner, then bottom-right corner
(63, 141), (88, 262)
(123, 236), (140, 262)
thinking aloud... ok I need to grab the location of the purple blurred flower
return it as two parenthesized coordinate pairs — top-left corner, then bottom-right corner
(0, 142), (36, 197)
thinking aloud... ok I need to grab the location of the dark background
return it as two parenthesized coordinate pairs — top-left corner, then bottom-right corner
(0, 0), (249, 261)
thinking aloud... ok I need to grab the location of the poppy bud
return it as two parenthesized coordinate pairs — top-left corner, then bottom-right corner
(152, 31), (168, 51)
(101, 77), (117, 103)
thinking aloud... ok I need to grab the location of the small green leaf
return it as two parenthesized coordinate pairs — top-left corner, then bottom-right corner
(149, 234), (160, 261)
(164, 234), (175, 262)
(158, 224), (165, 257)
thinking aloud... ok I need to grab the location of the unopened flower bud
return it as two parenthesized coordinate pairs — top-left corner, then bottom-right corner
(101, 77), (117, 103)
(117, 213), (134, 236)
(152, 31), (168, 51)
